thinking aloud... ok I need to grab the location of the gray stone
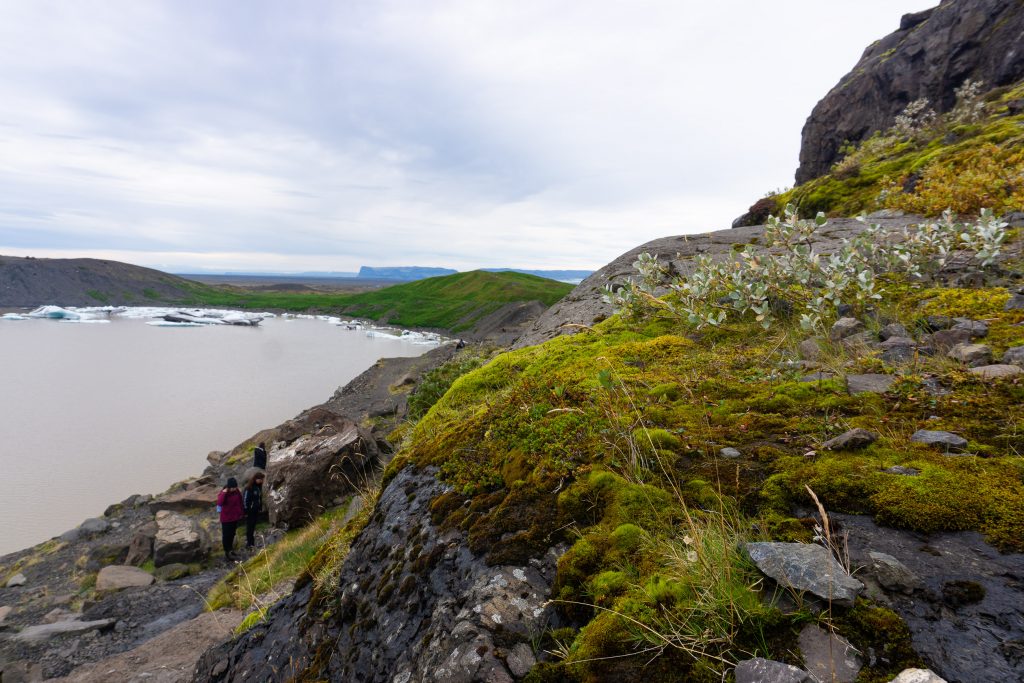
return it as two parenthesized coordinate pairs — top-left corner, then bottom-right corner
(867, 551), (922, 594)
(124, 521), (157, 566)
(1005, 293), (1024, 311)
(719, 447), (742, 458)
(840, 331), (878, 349)
(1002, 346), (1024, 366)
(822, 428), (878, 451)
(207, 450), (229, 466)
(924, 315), (954, 331)
(735, 657), (811, 683)
(890, 669), (947, 683)
(6, 573), (26, 588)
(951, 318), (988, 339)
(505, 642), (536, 678)
(11, 618), (115, 643)
(948, 343), (992, 367)
(95, 565), (155, 593)
(799, 624), (862, 683)
(846, 374), (894, 394)
(745, 542), (863, 607)
(0, 605), (12, 622)
(910, 429), (968, 453)
(878, 323), (909, 341)
(799, 338), (823, 361)
(801, 372), (834, 383)
(969, 364), (1023, 380)
(153, 510), (208, 567)
(78, 517), (110, 536)
(928, 328), (972, 351)
(829, 317), (864, 342)
(881, 338), (918, 364)
(42, 607), (75, 624)
(153, 562), (193, 581)
(885, 466), (920, 476)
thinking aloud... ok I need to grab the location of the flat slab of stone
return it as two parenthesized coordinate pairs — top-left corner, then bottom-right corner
(846, 374), (894, 394)
(12, 618), (115, 643)
(735, 657), (811, 683)
(910, 429), (968, 453)
(822, 428), (877, 451)
(969, 364), (1022, 380)
(799, 624), (862, 683)
(745, 542), (863, 607)
(96, 565), (155, 592)
(148, 484), (220, 513)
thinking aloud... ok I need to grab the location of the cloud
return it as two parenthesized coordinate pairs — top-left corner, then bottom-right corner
(0, 1), (938, 272)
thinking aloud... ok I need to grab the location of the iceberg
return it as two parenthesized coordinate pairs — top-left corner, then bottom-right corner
(28, 305), (81, 320)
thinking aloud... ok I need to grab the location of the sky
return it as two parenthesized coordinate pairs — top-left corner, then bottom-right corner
(0, 1), (938, 274)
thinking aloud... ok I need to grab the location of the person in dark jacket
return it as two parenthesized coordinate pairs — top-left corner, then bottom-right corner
(216, 477), (244, 561)
(253, 442), (267, 470)
(243, 472), (265, 550)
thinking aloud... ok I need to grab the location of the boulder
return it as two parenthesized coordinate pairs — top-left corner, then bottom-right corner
(745, 542), (863, 607)
(878, 323), (909, 341)
(124, 521), (157, 566)
(735, 658), (811, 683)
(969, 364), (1023, 380)
(95, 565), (155, 593)
(266, 420), (380, 529)
(6, 573), (26, 588)
(890, 669), (947, 683)
(153, 510), (208, 567)
(846, 374), (894, 394)
(798, 624), (862, 683)
(923, 316), (954, 332)
(0, 605), (12, 623)
(928, 328), (973, 351)
(948, 343), (992, 367)
(867, 551), (922, 594)
(910, 429), (968, 453)
(880, 337), (918, 364)
(719, 447), (742, 458)
(1002, 346), (1024, 366)
(799, 338), (823, 361)
(951, 318), (988, 339)
(148, 483), (220, 513)
(829, 318), (864, 342)
(60, 516), (112, 542)
(1005, 293), (1024, 311)
(822, 428), (878, 451)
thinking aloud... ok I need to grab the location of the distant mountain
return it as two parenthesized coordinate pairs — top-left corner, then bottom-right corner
(483, 268), (593, 283)
(357, 266), (458, 280)
(0, 255), (202, 307)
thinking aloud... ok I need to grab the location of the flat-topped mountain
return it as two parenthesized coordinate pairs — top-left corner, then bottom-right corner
(0, 255), (199, 307)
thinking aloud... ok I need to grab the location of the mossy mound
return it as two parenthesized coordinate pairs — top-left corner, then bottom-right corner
(383, 272), (1024, 678)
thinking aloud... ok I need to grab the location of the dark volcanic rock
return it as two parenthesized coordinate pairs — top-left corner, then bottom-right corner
(192, 467), (562, 682)
(796, 0), (1024, 182)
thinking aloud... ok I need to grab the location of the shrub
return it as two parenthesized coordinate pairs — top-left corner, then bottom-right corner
(605, 206), (1007, 333)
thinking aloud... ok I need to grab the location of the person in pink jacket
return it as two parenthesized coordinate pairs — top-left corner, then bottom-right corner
(216, 477), (245, 561)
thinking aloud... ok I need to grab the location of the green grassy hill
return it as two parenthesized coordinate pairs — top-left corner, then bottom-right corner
(757, 79), (1024, 219)
(185, 270), (573, 332)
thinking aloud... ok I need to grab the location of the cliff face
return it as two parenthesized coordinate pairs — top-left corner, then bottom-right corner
(795, 0), (1024, 184)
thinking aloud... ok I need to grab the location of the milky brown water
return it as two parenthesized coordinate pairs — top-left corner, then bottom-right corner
(0, 314), (435, 555)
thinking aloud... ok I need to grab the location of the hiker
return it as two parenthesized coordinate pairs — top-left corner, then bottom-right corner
(243, 471), (265, 550)
(216, 477), (244, 561)
(253, 442), (267, 470)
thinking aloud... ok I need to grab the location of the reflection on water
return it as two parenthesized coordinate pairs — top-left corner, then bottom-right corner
(0, 313), (435, 555)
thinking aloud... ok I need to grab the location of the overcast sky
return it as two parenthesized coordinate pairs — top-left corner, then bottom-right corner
(0, 1), (937, 273)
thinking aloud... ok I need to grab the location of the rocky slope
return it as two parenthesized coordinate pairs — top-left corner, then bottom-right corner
(0, 255), (202, 307)
(795, 0), (1024, 184)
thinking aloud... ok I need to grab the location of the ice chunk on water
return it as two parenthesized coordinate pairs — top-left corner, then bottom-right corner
(28, 305), (81, 319)
(1, 313), (27, 320)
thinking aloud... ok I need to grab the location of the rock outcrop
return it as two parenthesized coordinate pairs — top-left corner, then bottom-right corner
(795, 0), (1024, 183)
(152, 511), (208, 567)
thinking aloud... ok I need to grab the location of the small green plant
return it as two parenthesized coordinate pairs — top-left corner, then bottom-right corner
(407, 349), (493, 420)
(605, 205), (1007, 333)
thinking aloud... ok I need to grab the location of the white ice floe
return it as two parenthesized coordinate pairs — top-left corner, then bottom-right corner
(145, 321), (203, 327)
(1, 313), (27, 320)
(28, 305), (81, 319)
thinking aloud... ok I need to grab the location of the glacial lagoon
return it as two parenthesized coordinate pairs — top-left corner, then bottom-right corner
(0, 308), (440, 555)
